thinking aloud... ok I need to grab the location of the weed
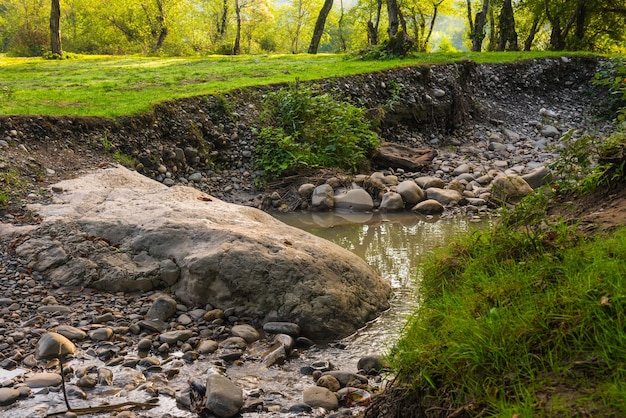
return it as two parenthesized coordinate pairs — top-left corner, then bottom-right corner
(114, 151), (135, 166)
(0, 191), (8, 206)
(254, 83), (379, 179)
(101, 132), (112, 152)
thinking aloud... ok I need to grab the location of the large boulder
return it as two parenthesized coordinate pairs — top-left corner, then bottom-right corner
(7, 167), (391, 341)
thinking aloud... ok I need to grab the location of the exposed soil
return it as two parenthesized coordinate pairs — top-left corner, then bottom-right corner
(1, 57), (625, 231)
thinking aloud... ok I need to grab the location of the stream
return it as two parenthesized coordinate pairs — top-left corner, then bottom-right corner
(5, 212), (488, 418)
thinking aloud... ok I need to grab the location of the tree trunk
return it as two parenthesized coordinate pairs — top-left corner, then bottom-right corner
(367, 0), (383, 45)
(497, 0), (518, 51)
(423, 2), (440, 50)
(308, 0), (333, 54)
(151, 0), (168, 53)
(219, 0), (228, 38)
(338, 0), (346, 52)
(523, 15), (540, 51)
(233, 0), (241, 54)
(470, 0), (489, 51)
(50, 0), (62, 55)
(387, 0), (400, 37)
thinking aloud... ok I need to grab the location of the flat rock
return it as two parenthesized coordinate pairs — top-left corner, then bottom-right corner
(425, 188), (462, 206)
(373, 143), (437, 171)
(10, 167), (390, 340)
(25, 372), (62, 388)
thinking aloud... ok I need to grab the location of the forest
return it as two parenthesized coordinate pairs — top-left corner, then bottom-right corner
(1, 0), (625, 58)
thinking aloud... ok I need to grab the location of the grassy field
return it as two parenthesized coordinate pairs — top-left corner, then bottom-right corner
(0, 51), (597, 118)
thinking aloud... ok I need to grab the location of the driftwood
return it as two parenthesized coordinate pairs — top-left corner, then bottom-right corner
(372, 142), (437, 172)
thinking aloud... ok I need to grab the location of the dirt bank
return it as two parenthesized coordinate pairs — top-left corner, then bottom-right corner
(1, 56), (624, 229)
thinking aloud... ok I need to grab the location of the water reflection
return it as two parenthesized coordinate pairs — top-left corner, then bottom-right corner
(275, 211), (488, 362)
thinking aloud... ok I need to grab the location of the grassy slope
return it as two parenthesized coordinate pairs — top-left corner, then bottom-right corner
(0, 51), (597, 117)
(389, 200), (626, 416)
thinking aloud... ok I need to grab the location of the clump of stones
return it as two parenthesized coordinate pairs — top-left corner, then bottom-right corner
(0, 266), (387, 416)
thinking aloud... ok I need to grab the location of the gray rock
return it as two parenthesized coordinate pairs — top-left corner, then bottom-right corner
(302, 386), (339, 410)
(425, 188), (462, 206)
(37, 305), (72, 313)
(273, 333), (295, 352)
(501, 128), (520, 142)
(220, 337), (247, 351)
(521, 167), (554, 189)
(380, 192), (405, 212)
(311, 184), (335, 211)
(146, 294), (178, 321)
(396, 180), (424, 205)
(197, 340), (219, 354)
(263, 322), (301, 337)
(357, 355), (387, 375)
(15, 167), (390, 340)
(321, 371), (368, 387)
(231, 324), (260, 343)
(188, 173), (203, 182)
(334, 189), (374, 212)
(298, 183), (316, 198)
(205, 373), (244, 418)
(159, 330), (193, 345)
(35, 332), (76, 359)
(411, 200), (444, 215)
(452, 163), (471, 176)
(488, 142), (508, 152)
(415, 176), (446, 189)
(491, 174), (533, 203)
(540, 125), (560, 138)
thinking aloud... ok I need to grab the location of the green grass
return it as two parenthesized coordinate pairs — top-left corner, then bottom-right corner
(0, 51), (599, 117)
(390, 217), (626, 416)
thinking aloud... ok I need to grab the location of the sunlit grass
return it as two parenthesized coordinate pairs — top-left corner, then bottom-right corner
(0, 51), (600, 117)
(390, 218), (626, 416)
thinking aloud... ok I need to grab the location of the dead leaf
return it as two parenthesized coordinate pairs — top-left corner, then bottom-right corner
(197, 195), (212, 202)
(601, 295), (611, 306)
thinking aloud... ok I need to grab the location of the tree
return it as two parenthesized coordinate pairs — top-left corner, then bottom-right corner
(466, 0), (489, 51)
(50, 0), (62, 55)
(387, 0), (400, 37)
(496, 0), (517, 50)
(308, 0), (333, 53)
(405, 0), (449, 52)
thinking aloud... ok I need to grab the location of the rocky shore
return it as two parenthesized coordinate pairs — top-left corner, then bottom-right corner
(0, 56), (616, 417)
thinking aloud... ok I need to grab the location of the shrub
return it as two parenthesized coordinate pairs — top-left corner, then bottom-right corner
(254, 84), (379, 180)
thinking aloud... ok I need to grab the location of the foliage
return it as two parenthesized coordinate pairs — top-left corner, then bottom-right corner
(390, 200), (626, 416)
(0, 191), (7, 206)
(593, 57), (626, 124)
(254, 83), (379, 179)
